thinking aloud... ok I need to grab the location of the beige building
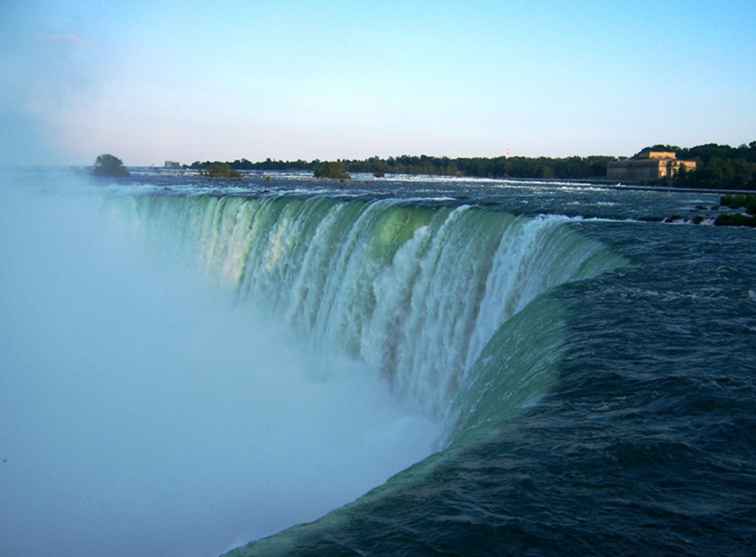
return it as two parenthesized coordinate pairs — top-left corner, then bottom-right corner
(607, 151), (697, 181)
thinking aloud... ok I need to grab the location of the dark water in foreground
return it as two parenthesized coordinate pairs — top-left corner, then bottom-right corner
(263, 223), (756, 556)
(2, 170), (755, 556)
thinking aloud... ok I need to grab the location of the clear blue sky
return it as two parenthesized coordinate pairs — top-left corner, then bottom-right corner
(2, 0), (756, 165)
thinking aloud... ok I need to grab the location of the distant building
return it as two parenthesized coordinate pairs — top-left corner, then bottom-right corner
(164, 161), (181, 168)
(607, 151), (697, 181)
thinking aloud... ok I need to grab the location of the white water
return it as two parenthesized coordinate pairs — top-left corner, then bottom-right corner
(0, 182), (439, 557)
(1, 178), (622, 557)
(118, 194), (620, 424)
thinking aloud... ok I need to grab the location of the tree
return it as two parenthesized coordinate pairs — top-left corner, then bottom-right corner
(313, 161), (350, 180)
(93, 154), (129, 177)
(202, 162), (241, 178)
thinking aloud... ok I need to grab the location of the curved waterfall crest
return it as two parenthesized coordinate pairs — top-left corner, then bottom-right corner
(117, 193), (624, 425)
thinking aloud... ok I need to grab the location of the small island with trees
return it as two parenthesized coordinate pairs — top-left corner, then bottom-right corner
(92, 154), (129, 177)
(716, 194), (756, 227)
(313, 161), (350, 180)
(200, 162), (241, 179)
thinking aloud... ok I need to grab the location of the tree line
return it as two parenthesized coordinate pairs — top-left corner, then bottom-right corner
(186, 141), (756, 189)
(187, 155), (614, 179)
(648, 142), (756, 189)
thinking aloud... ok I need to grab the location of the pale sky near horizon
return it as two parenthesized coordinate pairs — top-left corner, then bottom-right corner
(2, 0), (756, 166)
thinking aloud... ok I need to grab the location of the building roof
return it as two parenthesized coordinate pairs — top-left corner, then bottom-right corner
(637, 151), (677, 160)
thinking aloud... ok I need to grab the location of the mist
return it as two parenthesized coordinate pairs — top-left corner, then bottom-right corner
(0, 174), (440, 556)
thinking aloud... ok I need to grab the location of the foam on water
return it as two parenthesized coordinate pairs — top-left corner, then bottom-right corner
(1, 175), (627, 557)
(111, 192), (625, 428)
(0, 183), (440, 557)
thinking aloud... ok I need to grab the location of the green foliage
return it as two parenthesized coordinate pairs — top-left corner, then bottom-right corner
(343, 154), (613, 179)
(634, 145), (682, 157)
(313, 161), (350, 180)
(720, 194), (756, 215)
(201, 162), (241, 178)
(184, 140), (756, 189)
(191, 158), (311, 172)
(93, 154), (129, 177)
(671, 142), (756, 190)
(189, 154), (613, 179)
(716, 194), (756, 226)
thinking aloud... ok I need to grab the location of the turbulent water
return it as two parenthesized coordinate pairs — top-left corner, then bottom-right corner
(113, 193), (623, 428)
(2, 170), (756, 556)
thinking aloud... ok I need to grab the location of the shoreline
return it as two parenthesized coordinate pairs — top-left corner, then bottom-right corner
(565, 180), (756, 196)
(58, 165), (756, 196)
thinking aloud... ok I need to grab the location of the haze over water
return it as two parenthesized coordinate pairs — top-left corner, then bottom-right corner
(2, 2), (756, 557)
(2, 171), (755, 556)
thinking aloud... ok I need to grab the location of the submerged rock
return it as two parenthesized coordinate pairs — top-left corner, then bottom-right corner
(663, 215), (685, 224)
(714, 213), (756, 227)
